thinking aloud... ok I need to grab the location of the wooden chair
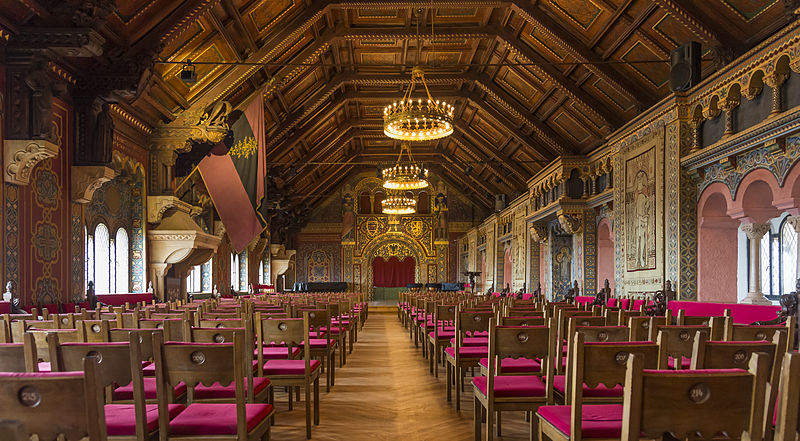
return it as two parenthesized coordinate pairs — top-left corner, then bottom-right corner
(48, 332), (181, 440)
(472, 320), (556, 441)
(774, 352), (800, 441)
(297, 308), (336, 392)
(628, 315), (668, 342)
(256, 312), (321, 439)
(445, 308), (492, 410)
(655, 324), (711, 369)
(108, 328), (187, 405)
(80, 319), (112, 342)
(621, 352), (769, 441)
(691, 330), (786, 439)
(0, 333), (37, 372)
(138, 319), (185, 342)
(537, 335), (659, 441)
(723, 316), (796, 350)
(556, 316), (607, 374)
(323, 303), (347, 366)
(26, 328), (87, 371)
(427, 303), (456, 378)
(183, 326), (272, 407)
(0, 357), (107, 440)
(151, 330), (273, 441)
(556, 324), (631, 404)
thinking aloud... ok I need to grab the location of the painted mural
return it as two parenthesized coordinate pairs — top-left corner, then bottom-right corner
(551, 234), (572, 298)
(625, 147), (656, 271)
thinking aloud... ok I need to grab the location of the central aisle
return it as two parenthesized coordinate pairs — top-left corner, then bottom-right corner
(274, 312), (529, 440)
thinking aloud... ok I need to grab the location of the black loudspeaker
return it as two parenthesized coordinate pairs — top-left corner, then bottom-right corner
(669, 41), (701, 92)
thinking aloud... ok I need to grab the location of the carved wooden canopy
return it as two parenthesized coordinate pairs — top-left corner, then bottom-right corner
(2, 0), (794, 211)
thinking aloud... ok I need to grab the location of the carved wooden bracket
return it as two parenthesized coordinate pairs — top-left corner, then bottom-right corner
(71, 165), (115, 203)
(4, 139), (59, 185)
(557, 212), (583, 235)
(14, 27), (105, 57)
(529, 224), (548, 243)
(146, 195), (201, 224)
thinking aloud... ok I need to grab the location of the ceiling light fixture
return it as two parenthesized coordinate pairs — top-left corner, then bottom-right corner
(383, 9), (453, 142)
(382, 189), (417, 215)
(382, 143), (429, 190)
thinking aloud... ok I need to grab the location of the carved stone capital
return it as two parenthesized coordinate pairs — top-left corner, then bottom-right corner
(146, 195), (199, 224)
(14, 27), (105, 57)
(702, 105), (721, 120)
(71, 165), (115, 203)
(558, 213), (583, 235)
(529, 224), (548, 243)
(741, 222), (771, 240)
(719, 96), (741, 113)
(4, 139), (59, 185)
(742, 81), (764, 101)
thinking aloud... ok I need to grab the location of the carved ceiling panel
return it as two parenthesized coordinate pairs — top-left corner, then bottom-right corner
(4, 0), (791, 212)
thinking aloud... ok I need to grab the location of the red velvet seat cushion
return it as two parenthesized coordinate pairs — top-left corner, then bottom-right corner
(114, 377), (187, 400)
(428, 330), (456, 340)
(478, 357), (541, 373)
(194, 377), (270, 399)
(308, 331), (326, 338)
(473, 375), (546, 398)
(444, 346), (488, 359)
(168, 403), (273, 435)
(105, 403), (184, 436)
(142, 362), (155, 377)
(262, 359), (321, 375)
(301, 339), (335, 349)
(667, 356), (692, 369)
(254, 346), (301, 359)
(537, 404), (624, 438)
(552, 375), (623, 398)
(450, 337), (489, 347)
(322, 326), (342, 334)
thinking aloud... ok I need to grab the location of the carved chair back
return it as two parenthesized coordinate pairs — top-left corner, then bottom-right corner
(138, 318), (185, 342)
(152, 331), (250, 436)
(621, 352), (768, 441)
(655, 325), (711, 369)
(724, 316), (796, 350)
(565, 333), (658, 411)
(774, 352), (800, 440)
(628, 316), (666, 342)
(500, 316), (546, 326)
(183, 326), (255, 402)
(0, 358), (106, 441)
(254, 312), (312, 377)
(0, 333), (36, 372)
(80, 319), (112, 342)
(484, 319), (555, 403)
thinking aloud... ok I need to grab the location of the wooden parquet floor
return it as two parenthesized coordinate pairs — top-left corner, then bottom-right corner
(273, 312), (530, 440)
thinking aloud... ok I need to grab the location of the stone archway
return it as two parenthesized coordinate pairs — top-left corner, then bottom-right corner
(358, 233), (428, 296)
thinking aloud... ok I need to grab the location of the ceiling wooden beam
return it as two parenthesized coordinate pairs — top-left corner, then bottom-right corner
(650, 0), (739, 50)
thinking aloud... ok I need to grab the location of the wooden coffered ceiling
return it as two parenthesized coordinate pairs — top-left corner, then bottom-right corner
(3, 0), (794, 210)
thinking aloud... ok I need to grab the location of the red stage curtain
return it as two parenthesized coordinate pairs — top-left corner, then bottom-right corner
(372, 256), (415, 287)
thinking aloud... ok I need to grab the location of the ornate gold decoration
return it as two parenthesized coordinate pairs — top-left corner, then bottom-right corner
(558, 213), (582, 235)
(382, 143), (429, 191)
(229, 136), (257, 159)
(530, 224), (548, 243)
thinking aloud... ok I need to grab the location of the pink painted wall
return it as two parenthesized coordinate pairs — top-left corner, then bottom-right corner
(596, 219), (614, 292)
(697, 189), (739, 302)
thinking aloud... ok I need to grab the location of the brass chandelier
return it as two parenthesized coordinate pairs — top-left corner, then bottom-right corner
(382, 189), (417, 215)
(383, 9), (454, 142)
(382, 143), (429, 190)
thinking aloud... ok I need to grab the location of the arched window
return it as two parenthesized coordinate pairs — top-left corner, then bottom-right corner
(750, 216), (799, 299)
(186, 265), (202, 293)
(94, 224), (110, 294)
(359, 192), (371, 214)
(417, 191), (429, 214)
(115, 229), (129, 293)
(231, 253), (239, 291)
(373, 191), (384, 214)
(85, 223), (133, 295)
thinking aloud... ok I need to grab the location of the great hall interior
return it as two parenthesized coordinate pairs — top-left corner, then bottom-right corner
(4, 0), (800, 440)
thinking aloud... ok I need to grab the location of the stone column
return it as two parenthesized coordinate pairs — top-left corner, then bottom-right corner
(787, 216), (800, 283)
(740, 222), (773, 305)
(765, 71), (789, 116)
